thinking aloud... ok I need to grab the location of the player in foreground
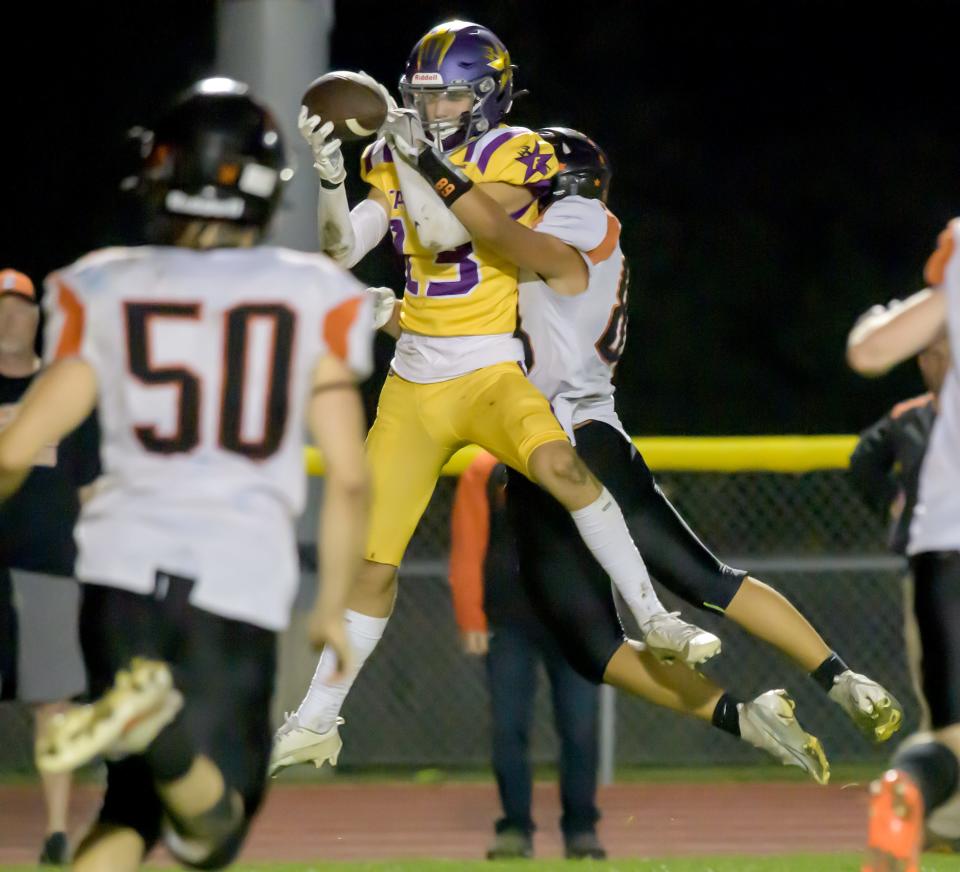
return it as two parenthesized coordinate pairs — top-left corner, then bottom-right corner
(406, 124), (902, 750)
(272, 20), (722, 774)
(0, 79), (373, 871)
(849, 223), (960, 872)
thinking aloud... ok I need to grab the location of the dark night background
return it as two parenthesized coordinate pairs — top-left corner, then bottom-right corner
(5, 1), (960, 435)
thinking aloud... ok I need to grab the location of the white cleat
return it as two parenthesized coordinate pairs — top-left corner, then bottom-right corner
(828, 670), (903, 743)
(269, 713), (344, 777)
(738, 689), (830, 785)
(36, 658), (183, 774)
(639, 611), (721, 667)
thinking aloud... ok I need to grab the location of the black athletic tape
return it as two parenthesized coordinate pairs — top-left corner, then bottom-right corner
(416, 149), (474, 205)
(312, 381), (356, 396)
(711, 692), (742, 738)
(320, 178), (342, 191)
(810, 652), (849, 693)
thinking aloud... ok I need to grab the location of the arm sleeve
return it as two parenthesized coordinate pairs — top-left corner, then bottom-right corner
(448, 452), (499, 634)
(317, 187), (388, 269)
(848, 414), (899, 513)
(393, 154), (471, 250)
(313, 138), (394, 268)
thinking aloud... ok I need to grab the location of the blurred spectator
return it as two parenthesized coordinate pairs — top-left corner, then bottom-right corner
(0, 269), (100, 865)
(449, 450), (605, 861)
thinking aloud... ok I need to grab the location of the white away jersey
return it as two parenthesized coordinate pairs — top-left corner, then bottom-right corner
(518, 196), (629, 441)
(43, 245), (373, 630)
(910, 220), (960, 554)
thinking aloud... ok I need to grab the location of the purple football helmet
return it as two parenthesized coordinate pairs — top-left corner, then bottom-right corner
(399, 20), (514, 152)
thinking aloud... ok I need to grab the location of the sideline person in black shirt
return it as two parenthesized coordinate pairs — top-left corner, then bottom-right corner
(0, 268), (100, 865)
(849, 335), (949, 554)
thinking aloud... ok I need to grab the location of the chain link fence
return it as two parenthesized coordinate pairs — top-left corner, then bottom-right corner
(0, 463), (918, 774)
(292, 466), (917, 770)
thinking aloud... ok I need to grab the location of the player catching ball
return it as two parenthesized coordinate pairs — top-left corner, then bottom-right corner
(272, 19), (726, 776)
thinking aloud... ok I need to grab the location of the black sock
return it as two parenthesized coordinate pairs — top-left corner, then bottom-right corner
(711, 692), (742, 738)
(810, 653), (849, 693)
(893, 742), (960, 813)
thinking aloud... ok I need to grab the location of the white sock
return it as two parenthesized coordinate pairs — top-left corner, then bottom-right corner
(295, 609), (389, 732)
(570, 487), (666, 626)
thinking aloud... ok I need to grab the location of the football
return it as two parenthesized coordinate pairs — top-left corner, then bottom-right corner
(300, 71), (389, 142)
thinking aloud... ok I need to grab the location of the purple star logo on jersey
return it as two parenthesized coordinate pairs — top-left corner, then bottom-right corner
(515, 143), (552, 182)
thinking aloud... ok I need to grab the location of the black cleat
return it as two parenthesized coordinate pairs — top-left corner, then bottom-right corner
(565, 830), (607, 859)
(38, 831), (69, 866)
(486, 828), (532, 859)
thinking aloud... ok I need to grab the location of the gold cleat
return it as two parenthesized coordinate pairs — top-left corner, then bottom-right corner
(640, 611), (722, 668)
(36, 658), (182, 774)
(828, 671), (903, 743)
(269, 714), (344, 777)
(739, 689), (830, 785)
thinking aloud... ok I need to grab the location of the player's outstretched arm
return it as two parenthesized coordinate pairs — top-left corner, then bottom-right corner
(380, 109), (472, 251)
(0, 358), (98, 498)
(306, 352), (370, 678)
(381, 109), (543, 254)
(849, 220), (955, 376)
(416, 148), (589, 295)
(846, 289), (947, 376)
(299, 107), (389, 267)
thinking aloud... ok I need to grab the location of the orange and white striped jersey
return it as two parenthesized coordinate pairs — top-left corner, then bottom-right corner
(910, 220), (960, 553)
(517, 196), (629, 442)
(361, 125), (558, 338)
(43, 245), (373, 630)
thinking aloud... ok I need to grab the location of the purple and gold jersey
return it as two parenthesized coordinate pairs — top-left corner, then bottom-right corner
(361, 125), (557, 337)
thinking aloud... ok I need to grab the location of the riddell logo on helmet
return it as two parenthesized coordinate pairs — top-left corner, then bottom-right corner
(412, 73), (443, 85)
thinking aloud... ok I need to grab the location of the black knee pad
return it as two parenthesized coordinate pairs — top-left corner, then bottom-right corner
(893, 739), (960, 813)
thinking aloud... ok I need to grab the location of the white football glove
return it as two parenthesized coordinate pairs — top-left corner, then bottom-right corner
(367, 286), (398, 330)
(355, 70), (398, 113)
(380, 107), (429, 165)
(298, 105), (346, 186)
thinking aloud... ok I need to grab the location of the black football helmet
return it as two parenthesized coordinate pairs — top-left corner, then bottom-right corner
(127, 78), (291, 232)
(538, 127), (611, 204)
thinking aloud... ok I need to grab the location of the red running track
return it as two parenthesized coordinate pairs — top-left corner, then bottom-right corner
(0, 781), (868, 864)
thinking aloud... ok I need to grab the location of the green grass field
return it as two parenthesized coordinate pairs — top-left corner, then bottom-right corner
(1, 858), (960, 871)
